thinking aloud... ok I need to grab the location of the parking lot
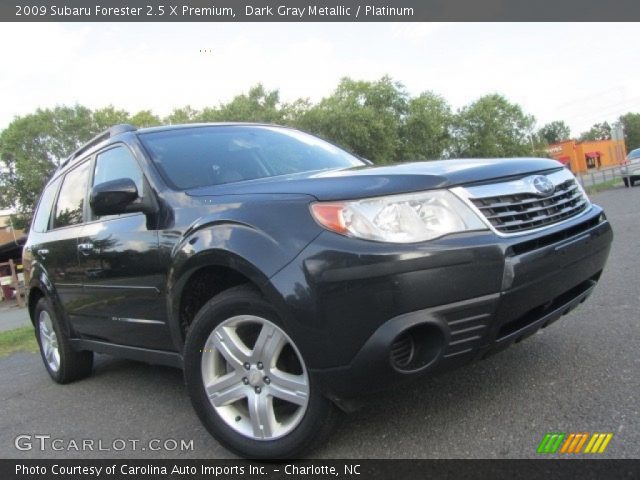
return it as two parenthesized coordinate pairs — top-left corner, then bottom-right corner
(0, 186), (638, 459)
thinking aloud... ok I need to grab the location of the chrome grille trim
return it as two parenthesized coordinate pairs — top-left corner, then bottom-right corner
(451, 169), (592, 237)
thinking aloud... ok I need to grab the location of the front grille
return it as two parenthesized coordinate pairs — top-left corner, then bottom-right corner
(470, 178), (589, 234)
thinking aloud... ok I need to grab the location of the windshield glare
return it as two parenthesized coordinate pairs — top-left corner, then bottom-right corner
(139, 125), (364, 189)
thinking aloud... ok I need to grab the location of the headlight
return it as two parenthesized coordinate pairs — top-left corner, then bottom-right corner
(310, 190), (487, 243)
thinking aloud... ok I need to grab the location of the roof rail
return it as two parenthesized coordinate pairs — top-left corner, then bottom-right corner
(59, 124), (137, 170)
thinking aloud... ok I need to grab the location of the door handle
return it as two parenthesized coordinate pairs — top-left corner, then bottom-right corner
(77, 243), (94, 254)
(37, 249), (49, 256)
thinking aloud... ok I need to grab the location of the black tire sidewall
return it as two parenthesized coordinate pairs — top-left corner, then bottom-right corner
(34, 296), (93, 384)
(183, 287), (333, 459)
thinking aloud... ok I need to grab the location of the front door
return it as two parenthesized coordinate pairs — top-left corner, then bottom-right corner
(74, 145), (172, 350)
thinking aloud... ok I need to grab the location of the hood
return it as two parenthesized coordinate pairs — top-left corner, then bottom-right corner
(187, 158), (564, 201)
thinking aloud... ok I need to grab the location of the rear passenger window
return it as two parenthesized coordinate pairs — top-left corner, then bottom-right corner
(32, 177), (61, 233)
(93, 146), (143, 195)
(54, 162), (91, 228)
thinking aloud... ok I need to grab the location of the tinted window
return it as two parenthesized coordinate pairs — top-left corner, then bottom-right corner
(54, 162), (91, 228)
(32, 177), (61, 233)
(139, 126), (363, 189)
(93, 146), (144, 194)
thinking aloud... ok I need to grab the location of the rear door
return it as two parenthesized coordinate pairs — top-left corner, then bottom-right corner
(74, 145), (172, 350)
(22, 176), (61, 299)
(44, 160), (92, 320)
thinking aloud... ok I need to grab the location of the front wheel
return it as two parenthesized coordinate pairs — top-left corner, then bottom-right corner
(184, 285), (338, 459)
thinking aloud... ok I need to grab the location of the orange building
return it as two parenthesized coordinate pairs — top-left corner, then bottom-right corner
(547, 139), (627, 174)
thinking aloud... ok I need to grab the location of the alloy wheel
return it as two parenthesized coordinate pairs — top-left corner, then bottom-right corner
(201, 315), (309, 440)
(38, 310), (60, 372)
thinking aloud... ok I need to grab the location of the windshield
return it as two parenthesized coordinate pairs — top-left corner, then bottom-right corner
(628, 148), (640, 161)
(138, 125), (364, 189)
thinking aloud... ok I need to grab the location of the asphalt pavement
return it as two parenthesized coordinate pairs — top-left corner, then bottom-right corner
(1, 185), (638, 459)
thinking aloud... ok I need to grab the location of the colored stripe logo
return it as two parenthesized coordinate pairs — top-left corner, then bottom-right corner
(537, 432), (613, 454)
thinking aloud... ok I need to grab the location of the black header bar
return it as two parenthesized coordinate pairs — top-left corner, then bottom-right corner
(2, 0), (640, 22)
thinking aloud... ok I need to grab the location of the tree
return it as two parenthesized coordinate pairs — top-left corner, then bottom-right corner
(129, 110), (161, 128)
(165, 106), (200, 124)
(398, 92), (452, 160)
(92, 106), (130, 131)
(200, 84), (284, 123)
(297, 76), (408, 163)
(0, 105), (96, 225)
(618, 112), (640, 151)
(451, 94), (535, 158)
(579, 121), (612, 141)
(538, 120), (571, 145)
(282, 98), (313, 126)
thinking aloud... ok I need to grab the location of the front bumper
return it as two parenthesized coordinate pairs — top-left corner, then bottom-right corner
(269, 205), (612, 399)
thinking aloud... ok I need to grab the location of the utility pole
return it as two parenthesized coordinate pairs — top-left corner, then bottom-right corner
(8, 214), (18, 245)
(611, 122), (626, 164)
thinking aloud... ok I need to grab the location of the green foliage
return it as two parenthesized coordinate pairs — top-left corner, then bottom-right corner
(282, 98), (313, 125)
(92, 106), (130, 131)
(195, 84), (284, 124)
(216, 84), (283, 123)
(399, 92), (452, 160)
(129, 110), (161, 128)
(538, 121), (571, 145)
(618, 112), (640, 151)
(296, 76), (408, 163)
(451, 94), (535, 158)
(579, 121), (612, 142)
(165, 106), (200, 124)
(0, 326), (38, 358)
(0, 105), (96, 225)
(9, 214), (28, 230)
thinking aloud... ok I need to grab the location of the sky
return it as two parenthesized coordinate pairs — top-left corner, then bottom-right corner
(0, 22), (639, 137)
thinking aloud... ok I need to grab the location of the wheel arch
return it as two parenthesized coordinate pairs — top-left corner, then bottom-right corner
(168, 250), (293, 351)
(26, 265), (71, 335)
(165, 215), (318, 353)
(27, 286), (45, 326)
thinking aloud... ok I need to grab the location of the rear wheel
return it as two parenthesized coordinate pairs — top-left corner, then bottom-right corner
(184, 285), (338, 458)
(35, 297), (93, 383)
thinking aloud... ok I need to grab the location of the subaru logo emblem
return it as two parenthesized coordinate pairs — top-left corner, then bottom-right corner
(531, 175), (555, 196)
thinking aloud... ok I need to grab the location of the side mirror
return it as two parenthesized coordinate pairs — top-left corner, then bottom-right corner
(90, 178), (139, 216)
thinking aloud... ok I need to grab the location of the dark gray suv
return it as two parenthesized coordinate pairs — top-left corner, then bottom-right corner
(23, 123), (613, 458)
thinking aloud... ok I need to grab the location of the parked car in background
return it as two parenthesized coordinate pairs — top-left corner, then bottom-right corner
(23, 123), (613, 458)
(622, 147), (640, 187)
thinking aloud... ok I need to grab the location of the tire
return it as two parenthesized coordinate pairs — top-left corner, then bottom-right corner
(184, 285), (339, 459)
(34, 297), (93, 384)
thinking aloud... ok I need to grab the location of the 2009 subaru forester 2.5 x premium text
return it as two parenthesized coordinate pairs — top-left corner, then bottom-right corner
(23, 124), (612, 458)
